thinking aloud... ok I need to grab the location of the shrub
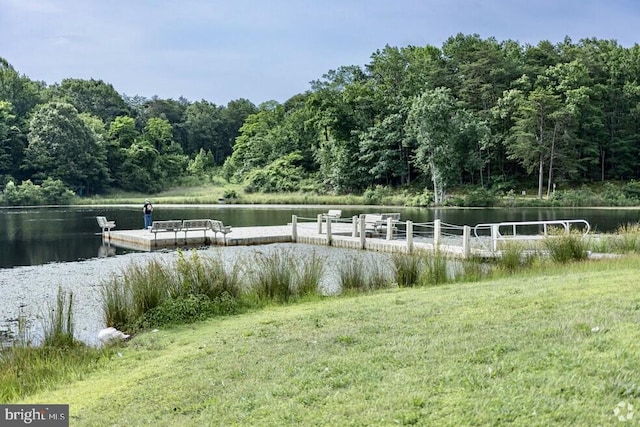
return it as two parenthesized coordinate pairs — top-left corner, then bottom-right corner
(138, 293), (238, 328)
(462, 187), (497, 207)
(1, 179), (75, 206)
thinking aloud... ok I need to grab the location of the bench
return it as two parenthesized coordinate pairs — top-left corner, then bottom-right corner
(150, 220), (183, 245)
(359, 214), (384, 236)
(324, 209), (342, 219)
(182, 219), (211, 242)
(358, 213), (400, 237)
(377, 213), (400, 236)
(96, 216), (116, 233)
(209, 220), (232, 245)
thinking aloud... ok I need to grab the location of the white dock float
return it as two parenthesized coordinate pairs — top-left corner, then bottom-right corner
(102, 216), (591, 260)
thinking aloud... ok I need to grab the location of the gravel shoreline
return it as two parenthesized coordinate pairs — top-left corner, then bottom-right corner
(0, 244), (390, 346)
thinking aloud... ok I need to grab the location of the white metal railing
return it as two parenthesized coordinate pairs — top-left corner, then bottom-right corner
(473, 219), (591, 252)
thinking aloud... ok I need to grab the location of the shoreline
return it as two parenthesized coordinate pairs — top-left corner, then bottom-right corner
(0, 243), (390, 347)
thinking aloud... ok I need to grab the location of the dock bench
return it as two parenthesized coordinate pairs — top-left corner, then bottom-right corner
(182, 219), (211, 242)
(209, 220), (232, 245)
(324, 209), (342, 219)
(357, 213), (400, 237)
(357, 214), (383, 236)
(150, 220), (183, 245)
(96, 216), (116, 233)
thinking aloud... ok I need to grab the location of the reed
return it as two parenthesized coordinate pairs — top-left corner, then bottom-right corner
(392, 252), (422, 287)
(249, 249), (296, 303)
(294, 250), (324, 297)
(42, 287), (76, 348)
(542, 230), (589, 263)
(611, 222), (640, 253)
(417, 249), (449, 286)
(337, 255), (369, 292)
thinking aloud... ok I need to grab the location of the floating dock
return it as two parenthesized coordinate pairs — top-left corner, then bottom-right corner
(102, 217), (592, 260)
(102, 220), (480, 258)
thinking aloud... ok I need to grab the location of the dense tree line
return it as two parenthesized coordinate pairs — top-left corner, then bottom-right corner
(2, 34), (640, 204)
(0, 56), (256, 200)
(223, 35), (640, 201)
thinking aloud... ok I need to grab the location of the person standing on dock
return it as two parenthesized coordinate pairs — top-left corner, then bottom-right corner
(143, 199), (153, 230)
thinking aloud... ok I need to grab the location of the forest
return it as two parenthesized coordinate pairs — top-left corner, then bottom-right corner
(1, 34), (640, 206)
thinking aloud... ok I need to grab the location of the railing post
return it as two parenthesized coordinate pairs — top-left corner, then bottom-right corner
(352, 216), (358, 237)
(359, 214), (366, 249)
(317, 214), (323, 234)
(291, 215), (297, 242)
(326, 217), (332, 245)
(462, 225), (471, 259)
(386, 217), (393, 241)
(406, 220), (413, 253)
(434, 219), (441, 246)
(491, 224), (499, 252)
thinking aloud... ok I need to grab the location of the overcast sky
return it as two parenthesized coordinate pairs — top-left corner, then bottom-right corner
(1, 0), (638, 106)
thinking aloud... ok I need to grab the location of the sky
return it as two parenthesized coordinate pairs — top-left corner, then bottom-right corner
(1, 0), (638, 106)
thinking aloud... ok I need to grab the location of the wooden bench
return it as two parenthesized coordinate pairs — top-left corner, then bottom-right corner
(96, 216), (116, 233)
(182, 219), (211, 242)
(150, 220), (183, 245)
(209, 220), (232, 245)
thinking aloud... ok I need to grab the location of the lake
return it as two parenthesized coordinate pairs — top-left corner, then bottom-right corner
(1, 205), (640, 269)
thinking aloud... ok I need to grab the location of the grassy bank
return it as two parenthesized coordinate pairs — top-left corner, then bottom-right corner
(17, 255), (640, 426)
(80, 184), (368, 206)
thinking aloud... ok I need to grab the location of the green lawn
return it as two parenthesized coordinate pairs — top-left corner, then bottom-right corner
(21, 257), (640, 426)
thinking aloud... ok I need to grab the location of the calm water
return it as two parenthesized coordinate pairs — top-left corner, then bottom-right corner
(1, 205), (639, 269)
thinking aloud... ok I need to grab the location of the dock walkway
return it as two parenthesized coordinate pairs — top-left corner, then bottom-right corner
(102, 216), (591, 259)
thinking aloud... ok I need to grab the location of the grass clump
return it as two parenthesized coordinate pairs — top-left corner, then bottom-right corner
(392, 252), (421, 287)
(247, 248), (325, 303)
(337, 255), (392, 293)
(249, 249), (296, 303)
(543, 230), (589, 263)
(101, 250), (242, 331)
(417, 249), (449, 286)
(610, 222), (640, 253)
(0, 289), (113, 402)
(495, 241), (539, 273)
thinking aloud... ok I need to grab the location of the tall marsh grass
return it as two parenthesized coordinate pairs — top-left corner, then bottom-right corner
(392, 252), (421, 287)
(337, 255), (393, 293)
(101, 250), (242, 330)
(543, 230), (589, 263)
(418, 249), (449, 286)
(1, 288), (113, 402)
(247, 248), (324, 303)
(42, 287), (76, 348)
(611, 223), (640, 253)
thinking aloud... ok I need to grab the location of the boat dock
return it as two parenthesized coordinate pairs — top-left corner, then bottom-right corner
(101, 215), (592, 259)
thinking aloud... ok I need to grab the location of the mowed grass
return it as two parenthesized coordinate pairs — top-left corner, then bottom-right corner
(21, 256), (640, 426)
